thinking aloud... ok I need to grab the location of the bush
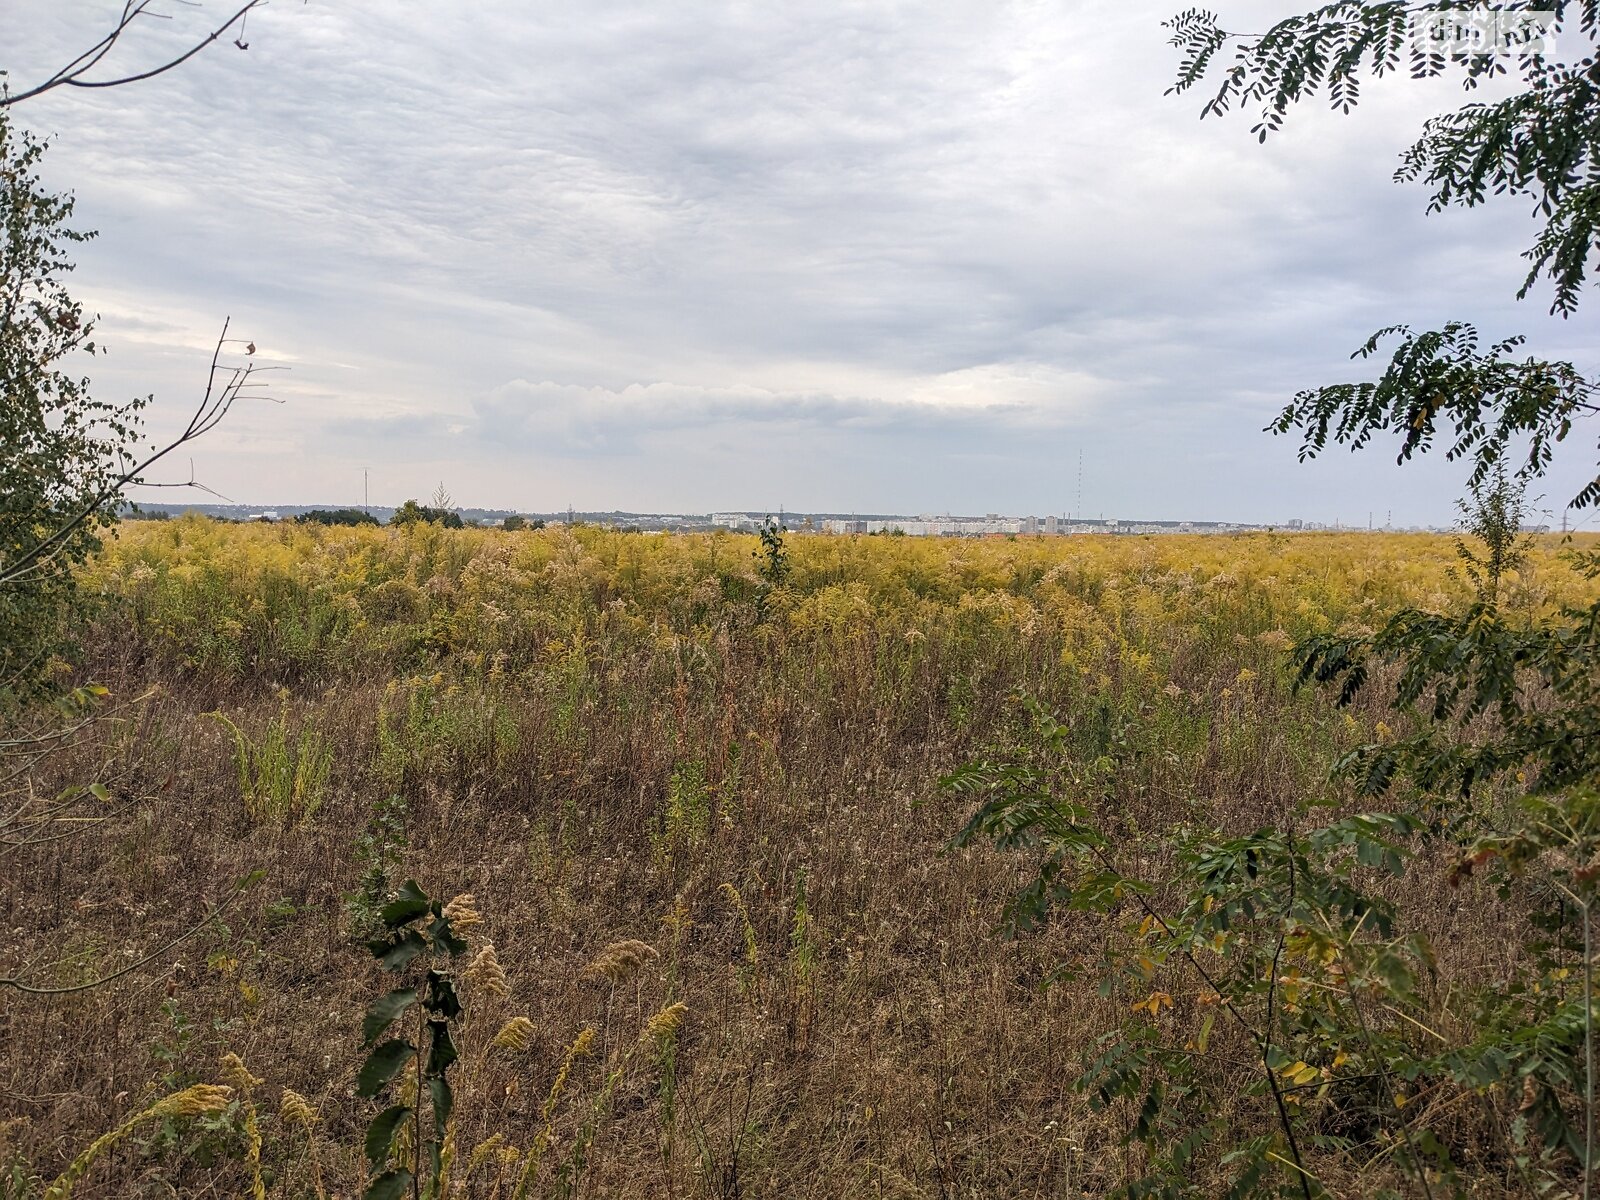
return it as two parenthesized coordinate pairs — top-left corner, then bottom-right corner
(297, 509), (379, 528)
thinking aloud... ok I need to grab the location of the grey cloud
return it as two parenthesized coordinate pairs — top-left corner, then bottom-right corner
(2, 1), (1595, 522)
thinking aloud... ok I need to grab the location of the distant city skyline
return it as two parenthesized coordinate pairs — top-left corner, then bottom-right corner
(137, 500), (1481, 536)
(6, 3), (1596, 528)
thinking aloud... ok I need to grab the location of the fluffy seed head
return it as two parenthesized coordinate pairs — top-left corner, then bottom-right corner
(279, 1089), (318, 1127)
(219, 1052), (263, 1091)
(442, 892), (483, 931)
(465, 942), (510, 1000)
(581, 939), (657, 984)
(647, 1001), (689, 1040)
(466, 1134), (505, 1175)
(156, 1084), (234, 1119)
(571, 1026), (597, 1058)
(492, 1015), (536, 1053)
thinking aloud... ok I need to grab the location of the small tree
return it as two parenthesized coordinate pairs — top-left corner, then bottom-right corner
(390, 500), (463, 530)
(0, 110), (133, 705)
(1453, 466), (1534, 604)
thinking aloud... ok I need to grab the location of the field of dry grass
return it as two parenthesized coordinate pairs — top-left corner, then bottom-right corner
(3, 519), (1594, 1197)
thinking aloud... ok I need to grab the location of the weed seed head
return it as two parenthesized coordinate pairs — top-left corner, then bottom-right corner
(581, 939), (658, 984)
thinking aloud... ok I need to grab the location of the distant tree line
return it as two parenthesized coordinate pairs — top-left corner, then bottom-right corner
(387, 502), (544, 530)
(296, 508), (379, 527)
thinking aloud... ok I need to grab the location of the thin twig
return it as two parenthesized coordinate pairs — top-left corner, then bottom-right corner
(0, 884), (248, 995)
(1, 2), (265, 107)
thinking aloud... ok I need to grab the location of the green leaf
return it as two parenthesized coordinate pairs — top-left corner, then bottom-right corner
(364, 1104), (411, 1168)
(426, 1018), (459, 1075)
(369, 930), (427, 972)
(381, 880), (430, 928)
(428, 914), (468, 957)
(356, 1040), (416, 1098)
(363, 1169), (413, 1200)
(423, 970), (460, 1019)
(430, 1073), (455, 1129)
(362, 988), (418, 1046)
(88, 782), (108, 801)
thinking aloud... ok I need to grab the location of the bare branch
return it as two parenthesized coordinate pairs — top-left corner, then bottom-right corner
(1, 1), (267, 108)
(0, 882), (252, 995)
(0, 318), (277, 589)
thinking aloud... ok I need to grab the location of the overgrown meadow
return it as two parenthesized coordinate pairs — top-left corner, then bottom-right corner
(3, 518), (1594, 1197)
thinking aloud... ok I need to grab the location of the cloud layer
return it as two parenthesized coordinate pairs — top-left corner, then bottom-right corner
(3, 1), (1595, 522)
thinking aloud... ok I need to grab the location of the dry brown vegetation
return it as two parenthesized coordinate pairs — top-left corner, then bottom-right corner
(3, 519), (1594, 1197)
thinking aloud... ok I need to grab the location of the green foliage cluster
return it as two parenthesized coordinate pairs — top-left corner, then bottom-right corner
(344, 794), (411, 942)
(297, 508), (380, 527)
(0, 109), (143, 705)
(210, 706), (333, 825)
(1167, 2), (1600, 310)
(390, 501), (463, 529)
(356, 880), (469, 1200)
(949, 688), (1600, 1195)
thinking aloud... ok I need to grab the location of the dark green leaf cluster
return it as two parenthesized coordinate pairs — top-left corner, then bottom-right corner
(1269, 323), (1599, 510)
(389, 500), (464, 529)
(950, 695), (1600, 1195)
(752, 517), (790, 620)
(1168, 4), (1600, 311)
(1398, 49), (1600, 313)
(1297, 594), (1600, 798)
(296, 508), (380, 527)
(1142, 4), (1600, 1193)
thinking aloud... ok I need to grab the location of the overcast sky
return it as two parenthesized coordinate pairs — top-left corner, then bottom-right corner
(3, 1), (1595, 523)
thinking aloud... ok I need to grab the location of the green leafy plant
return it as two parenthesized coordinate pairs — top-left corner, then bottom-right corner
(753, 518), (790, 619)
(951, 699), (1432, 1196)
(754, 518), (789, 588)
(1451, 465), (1535, 604)
(652, 760), (713, 876)
(356, 879), (469, 1200)
(211, 706), (333, 824)
(345, 793), (411, 942)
